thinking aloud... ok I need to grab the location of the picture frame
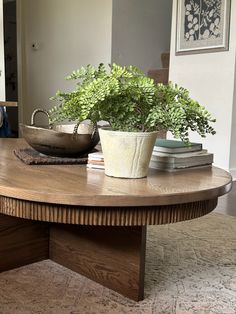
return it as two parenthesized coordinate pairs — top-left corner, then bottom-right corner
(176, 0), (231, 55)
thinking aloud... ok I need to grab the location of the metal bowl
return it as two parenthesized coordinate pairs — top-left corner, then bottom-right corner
(20, 109), (99, 157)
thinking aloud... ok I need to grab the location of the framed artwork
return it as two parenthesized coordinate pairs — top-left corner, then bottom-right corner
(176, 0), (231, 55)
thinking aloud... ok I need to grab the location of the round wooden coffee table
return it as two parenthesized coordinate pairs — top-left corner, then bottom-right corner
(0, 139), (232, 301)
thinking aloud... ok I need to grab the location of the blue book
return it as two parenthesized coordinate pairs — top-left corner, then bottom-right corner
(154, 139), (202, 154)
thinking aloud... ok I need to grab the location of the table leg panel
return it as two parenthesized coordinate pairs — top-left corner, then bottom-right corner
(0, 214), (49, 272)
(49, 225), (146, 301)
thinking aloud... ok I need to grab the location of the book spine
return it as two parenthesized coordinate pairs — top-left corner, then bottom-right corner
(150, 153), (213, 164)
(149, 160), (212, 169)
(88, 160), (105, 165)
(152, 149), (208, 158)
(86, 164), (105, 170)
(153, 144), (202, 154)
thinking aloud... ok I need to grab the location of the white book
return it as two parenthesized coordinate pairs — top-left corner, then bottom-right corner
(86, 164), (105, 170)
(152, 149), (208, 158)
(88, 152), (104, 161)
(88, 157), (104, 161)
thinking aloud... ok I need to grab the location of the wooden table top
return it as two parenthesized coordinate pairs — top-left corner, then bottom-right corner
(0, 139), (232, 207)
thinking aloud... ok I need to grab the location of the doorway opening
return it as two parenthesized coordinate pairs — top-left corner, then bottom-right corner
(3, 0), (18, 137)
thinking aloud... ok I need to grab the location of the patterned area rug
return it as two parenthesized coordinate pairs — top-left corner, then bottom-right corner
(0, 213), (235, 314)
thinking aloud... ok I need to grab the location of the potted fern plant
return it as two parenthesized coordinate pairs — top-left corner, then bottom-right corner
(49, 63), (216, 178)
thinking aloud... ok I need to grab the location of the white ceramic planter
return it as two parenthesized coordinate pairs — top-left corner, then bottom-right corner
(99, 128), (158, 178)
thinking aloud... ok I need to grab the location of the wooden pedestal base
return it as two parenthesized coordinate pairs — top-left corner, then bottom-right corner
(0, 214), (49, 272)
(0, 214), (146, 301)
(50, 225), (147, 301)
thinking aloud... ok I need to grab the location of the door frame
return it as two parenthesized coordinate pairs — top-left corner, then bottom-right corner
(16, 0), (23, 126)
(0, 0), (5, 101)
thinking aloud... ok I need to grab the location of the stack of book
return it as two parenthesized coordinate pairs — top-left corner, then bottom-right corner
(150, 139), (213, 171)
(87, 152), (105, 170)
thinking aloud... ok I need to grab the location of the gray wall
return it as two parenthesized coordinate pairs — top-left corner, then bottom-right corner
(112, 0), (173, 73)
(18, 0), (112, 125)
(18, 0), (173, 126)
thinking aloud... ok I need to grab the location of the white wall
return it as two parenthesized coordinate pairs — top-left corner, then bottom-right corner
(112, 0), (172, 73)
(229, 55), (236, 176)
(169, 0), (236, 171)
(18, 0), (112, 125)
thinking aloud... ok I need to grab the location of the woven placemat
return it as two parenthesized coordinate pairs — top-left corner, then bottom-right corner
(14, 148), (88, 165)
